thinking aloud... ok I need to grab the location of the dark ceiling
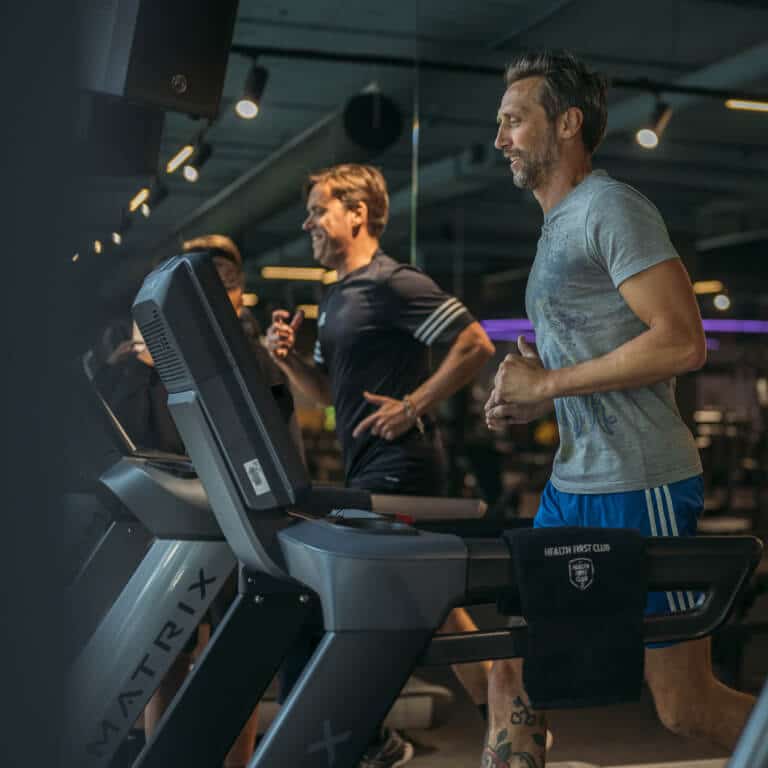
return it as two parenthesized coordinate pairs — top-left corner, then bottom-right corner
(78, 0), (768, 324)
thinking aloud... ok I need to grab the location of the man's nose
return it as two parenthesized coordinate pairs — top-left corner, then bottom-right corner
(494, 124), (505, 150)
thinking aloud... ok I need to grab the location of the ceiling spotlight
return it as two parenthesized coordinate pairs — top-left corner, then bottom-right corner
(636, 100), (672, 150)
(713, 293), (731, 311)
(636, 128), (659, 150)
(112, 231), (122, 245)
(166, 144), (195, 174)
(235, 65), (269, 119)
(141, 202), (151, 218)
(129, 187), (150, 212)
(183, 165), (199, 183)
(72, 253), (80, 263)
(94, 239), (102, 254)
(236, 99), (259, 119)
(183, 143), (212, 183)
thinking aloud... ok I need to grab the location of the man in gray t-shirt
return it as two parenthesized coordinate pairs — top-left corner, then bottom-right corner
(481, 50), (754, 768)
(526, 169), (702, 493)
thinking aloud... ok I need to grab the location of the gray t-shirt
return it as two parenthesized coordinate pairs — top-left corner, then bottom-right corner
(525, 170), (702, 494)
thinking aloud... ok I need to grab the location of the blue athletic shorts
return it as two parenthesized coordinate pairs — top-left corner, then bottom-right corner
(534, 475), (704, 617)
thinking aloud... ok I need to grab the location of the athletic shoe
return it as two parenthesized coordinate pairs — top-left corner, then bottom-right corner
(358, 728), (415, 768)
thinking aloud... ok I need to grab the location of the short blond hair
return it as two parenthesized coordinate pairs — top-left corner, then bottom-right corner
(182, 234), (242, 267)
(306, 164), (389, 238)
(183, 234), (243, 290)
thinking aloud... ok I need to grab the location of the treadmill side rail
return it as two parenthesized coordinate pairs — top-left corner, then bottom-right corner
(253, 630), (434, 768)
(68, 518), (153, 653)
(66, 540), (236, 768)
(137, 572), (317, 768)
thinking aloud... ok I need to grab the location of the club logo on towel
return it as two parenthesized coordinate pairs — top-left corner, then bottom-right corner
(568, 557), (594, 590)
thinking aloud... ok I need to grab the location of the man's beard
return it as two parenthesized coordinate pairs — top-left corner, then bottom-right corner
(313, 236), (342, 269)
(511, 133), (558, 190)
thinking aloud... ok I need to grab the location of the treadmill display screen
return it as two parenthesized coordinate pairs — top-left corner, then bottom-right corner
(133, 252), (310, 516)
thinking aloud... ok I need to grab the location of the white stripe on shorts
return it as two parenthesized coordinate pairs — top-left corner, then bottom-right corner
(646, 487), (677, 612)
(662, 484), (696, 611)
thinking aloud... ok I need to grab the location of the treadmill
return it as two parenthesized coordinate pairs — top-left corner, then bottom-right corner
(66, 353), (213, 655)
(65, 374), (238, 767)
(101, 250), (761, 768)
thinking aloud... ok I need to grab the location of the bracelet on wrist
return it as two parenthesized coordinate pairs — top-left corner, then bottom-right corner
(403, 395), (425, 435)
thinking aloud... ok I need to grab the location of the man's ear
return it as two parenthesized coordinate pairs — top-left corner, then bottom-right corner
(350, 200), (368, 236)
(559, 106), (584, 141)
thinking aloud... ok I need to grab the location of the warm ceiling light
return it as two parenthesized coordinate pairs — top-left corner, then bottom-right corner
(129, 187), (150, 212)
(694, 409), (723, 423)
(693, 280), (724, 294)
(725, 99), (768, 113)
(72, 253), (80, 263)
(235, 65), (269, 119)
(93, 239), (102, 254)
(261, 266), (326, 281)
(713, 293), (731, 311)
(242, 292), (259, 307)
(236, 99), (259, 119)
(636, 101), (672, 150)
(296, 304), (319, 319)
(322, 270), (338, 284)
(166, 144), (195, 174)
(636, 128), (659, 149)
(183, 143), (212, 182)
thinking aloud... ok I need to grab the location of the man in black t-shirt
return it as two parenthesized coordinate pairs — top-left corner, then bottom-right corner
(267, 164), (494, 494)
(313, 248), (480, 492)
(266, 164), (495, 766)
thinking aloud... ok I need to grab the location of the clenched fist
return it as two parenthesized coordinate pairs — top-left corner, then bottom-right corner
(266, 309), (304, 361)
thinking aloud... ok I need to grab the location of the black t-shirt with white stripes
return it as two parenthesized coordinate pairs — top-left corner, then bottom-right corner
(313, 251), (474, 490)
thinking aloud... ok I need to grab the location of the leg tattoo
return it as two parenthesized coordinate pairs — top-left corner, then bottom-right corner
(481, 725), (546, 768)
(481, 729), (541, 767)
(510, 696), (537, 726)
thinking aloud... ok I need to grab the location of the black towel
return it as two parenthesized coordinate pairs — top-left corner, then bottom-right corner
(503, 526), (646, 709)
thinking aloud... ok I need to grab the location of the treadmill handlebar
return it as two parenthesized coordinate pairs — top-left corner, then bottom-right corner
(293, 485), (487, 522)
(371, 494), (487, 521)
(464, 535), (763, 644)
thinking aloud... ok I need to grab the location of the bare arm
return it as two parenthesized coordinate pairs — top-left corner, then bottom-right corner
(492, 259), (706, 406)
(275, 351), (333, 406)
(408, 321), (495, 415)
(353, 321), (495, 440)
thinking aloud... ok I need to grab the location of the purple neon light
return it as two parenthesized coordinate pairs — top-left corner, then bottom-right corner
(700, 319), (768, 333)
(482, 318), (768, 339)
